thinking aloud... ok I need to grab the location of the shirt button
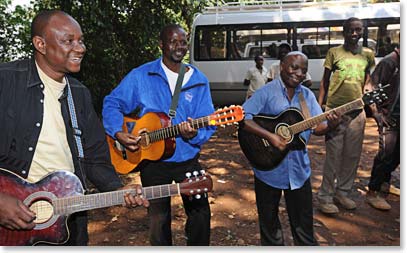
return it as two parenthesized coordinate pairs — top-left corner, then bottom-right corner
(40, 84), (44, 89)
(28, 147), (33, 151)
(22, 170), (26, 174)
(40, 99), (44, 103)
(36, 123), (41, 127)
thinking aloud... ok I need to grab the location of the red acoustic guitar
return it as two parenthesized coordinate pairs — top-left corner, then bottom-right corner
(107, 105), (244, 174)
(0, 168), (212, 246)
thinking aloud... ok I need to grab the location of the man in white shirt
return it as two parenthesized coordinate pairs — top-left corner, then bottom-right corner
(244, 55), (269, 99)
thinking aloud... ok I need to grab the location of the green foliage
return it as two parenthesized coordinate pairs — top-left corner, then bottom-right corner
(0, 0), (219, 112)
(0, 0), (34, 62)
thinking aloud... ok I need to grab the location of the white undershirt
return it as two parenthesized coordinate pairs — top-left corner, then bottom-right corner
(161, 60), (194, 95)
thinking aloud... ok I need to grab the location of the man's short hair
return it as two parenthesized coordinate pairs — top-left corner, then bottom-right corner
(31, 10), (69, 39)
(278, 43), (292, 51)
(254, 54), (263, 61)
(343, 17), (362, 32)
(159, 24), (184, 41)
(282, 51), (308, 63)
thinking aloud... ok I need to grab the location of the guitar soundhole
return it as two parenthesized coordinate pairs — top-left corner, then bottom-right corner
(30, 200), (54, 224)
(276, 124), (292, 142)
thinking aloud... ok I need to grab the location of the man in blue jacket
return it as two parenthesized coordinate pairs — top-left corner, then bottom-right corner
(103, 24), (215, 246)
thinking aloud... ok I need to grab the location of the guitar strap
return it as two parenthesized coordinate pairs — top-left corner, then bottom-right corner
(168, 63), (186, 120)
(298, 92), (311, 120)
(65, 76), (89, 193)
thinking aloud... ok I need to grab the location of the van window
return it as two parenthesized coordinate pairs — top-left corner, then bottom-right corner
(194, 26), (290, 61)
(297, 26), (344, 59)
(376, 23), (400, 56)
(235, 28), (289, 59)
(197, 28), (227, 60)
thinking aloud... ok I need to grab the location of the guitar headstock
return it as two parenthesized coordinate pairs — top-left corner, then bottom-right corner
(362, 84), (389, 106)
(180, 170), (213, 199)
(209, 105), (245, 126)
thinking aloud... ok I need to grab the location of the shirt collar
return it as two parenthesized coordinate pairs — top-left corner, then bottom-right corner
(148, 57), (167, 77)
(26, 57), (42, 88)
(277, 77), (302, 96)
(28, 57), (70, 99)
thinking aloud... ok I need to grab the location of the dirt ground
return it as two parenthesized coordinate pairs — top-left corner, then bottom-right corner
(87, 118), (400, 246)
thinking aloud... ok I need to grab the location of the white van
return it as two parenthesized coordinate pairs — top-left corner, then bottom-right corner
(190, 0), (400, 105)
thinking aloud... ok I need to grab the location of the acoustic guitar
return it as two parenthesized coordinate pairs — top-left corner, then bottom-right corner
(0, 168), (212, 245)
(107, 105), (244, 174)
(238, 87), (388, 171)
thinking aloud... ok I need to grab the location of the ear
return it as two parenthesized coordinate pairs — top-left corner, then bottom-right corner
(32, 36), (46, 55)
(159, 40), (163, 50)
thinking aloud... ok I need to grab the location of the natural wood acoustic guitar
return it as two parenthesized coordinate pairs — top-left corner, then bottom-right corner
(107, 105), (244, 174)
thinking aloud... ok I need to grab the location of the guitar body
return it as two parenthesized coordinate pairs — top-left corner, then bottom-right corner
(0, 168), (213, 245)
(107, 112), (175, 174)
(107, 106), (245, 174)
(0, 169), (83, 245)
(238, 108), (306, 171)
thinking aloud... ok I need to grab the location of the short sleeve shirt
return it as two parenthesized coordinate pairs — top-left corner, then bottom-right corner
(245, 66), (268, 96)
(242, 79), (323, 190)
(324, 45), (375, 108)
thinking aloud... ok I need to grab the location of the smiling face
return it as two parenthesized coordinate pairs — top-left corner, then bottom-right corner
(343, 19), (363, 46)
(280, 53), (308, 89)
(160, 26), (188, 64)
(33, 12), (86, 81)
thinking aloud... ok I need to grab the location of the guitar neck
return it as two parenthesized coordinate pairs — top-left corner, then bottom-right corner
(53, 184), (180, 215)
(147, 116), (211, 143)
(289, 98), (365, 134)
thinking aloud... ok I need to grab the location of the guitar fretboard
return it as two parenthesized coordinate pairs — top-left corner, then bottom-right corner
(146, 116), (213, 143)
(289, 98), (364, 134)
(52, 184), (180, 215)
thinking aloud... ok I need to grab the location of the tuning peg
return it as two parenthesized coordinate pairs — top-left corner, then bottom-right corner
(186, 172), (192, 182)
(195, 194), (201, 199)
(193, 171), (199, 179)
(200, 170), (207, 180)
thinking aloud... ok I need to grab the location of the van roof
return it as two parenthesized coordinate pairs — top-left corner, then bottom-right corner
(193, 1), (399, 26)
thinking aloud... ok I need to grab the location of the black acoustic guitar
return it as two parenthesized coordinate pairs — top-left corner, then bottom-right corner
(238, 87), (388, 171)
